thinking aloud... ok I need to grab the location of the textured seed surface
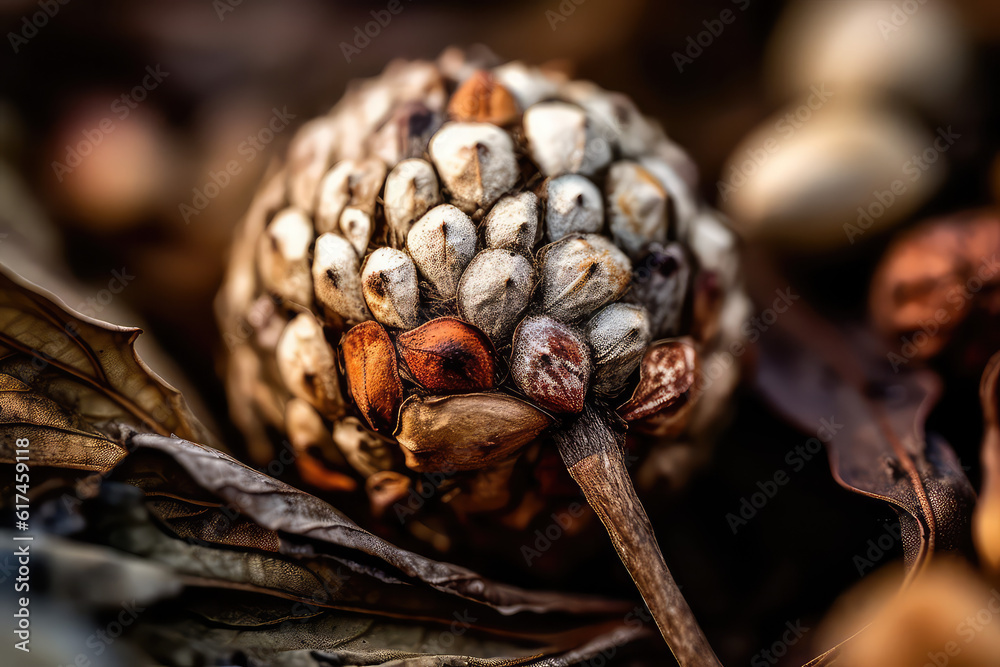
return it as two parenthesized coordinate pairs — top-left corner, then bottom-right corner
(276, 313), (343, 419)
(483, 192), (540, 255)
(606, 161), (669, 257)
(406, 204), (477, 298)
(384, 158), (442, 248)
(457, 249), (534, 344)
(396, 317), (496, 393)
(511, 315), (591, 413)
(257, 207), (314, 306)
(537, 233), (632, 321)
(545, 174), (605, 241)
(395, 393), (553, 472)
(586, 303), (652, 395)
(619, 339), (697, 422)
(429, 122), (518, 213)
(523, 101), (611, 177)
(312, 233), (370, 325)
(341, 321), (404, 431)
(361, 248), (420, 330)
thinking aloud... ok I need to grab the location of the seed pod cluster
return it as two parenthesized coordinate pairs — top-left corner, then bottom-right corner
(219, 51), (748, 549)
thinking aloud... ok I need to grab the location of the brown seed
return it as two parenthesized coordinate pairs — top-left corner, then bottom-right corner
(395, 392), (553, 472)
(618, 339), (697, 422)
(448, 70), (520, 125)
(511, 315), (591, 414)
(396, 317), (497, 393)
(341, 321), (404, 431)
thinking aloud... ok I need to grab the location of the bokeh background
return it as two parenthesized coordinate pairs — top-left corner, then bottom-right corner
(3, 0), (1000, 664)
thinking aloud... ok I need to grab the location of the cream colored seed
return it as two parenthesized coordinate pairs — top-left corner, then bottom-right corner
(537, 233), (632, 321)
(361, 247), (420, 330)
(606, 161), (669, 258)
(257, 207), (314, 307)
(312, 233), (370, 325)
(406, 204), (477, 299)
(384, 158), (442, 249)
(428, 122), (518, 214)
(483, 191), (539, 256)
(458, 249), (535, 343)
(544, 174), (604, 241)
(275, 312), (342, 419)
(586, 303), (652, 395)
(523, 101), (611, 177)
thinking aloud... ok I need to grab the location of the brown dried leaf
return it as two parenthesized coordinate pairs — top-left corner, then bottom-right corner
(395, 392), (553, 472)
(341, 321), (404, 431)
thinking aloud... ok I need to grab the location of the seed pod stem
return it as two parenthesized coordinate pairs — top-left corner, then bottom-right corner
(552, 406), (722, 667)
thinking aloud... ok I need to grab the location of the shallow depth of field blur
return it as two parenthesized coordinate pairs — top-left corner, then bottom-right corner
(4, 0), (1000, 664)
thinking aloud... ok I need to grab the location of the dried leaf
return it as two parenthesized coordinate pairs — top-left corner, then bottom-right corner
(396, 317), (497, 393)
(395, 393), (553, 472)
(341, 321), (404, 431)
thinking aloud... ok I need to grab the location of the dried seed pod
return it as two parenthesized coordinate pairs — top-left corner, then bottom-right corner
(384, 158), (442, 248)
(361, 248), (420, 330)
(606, 161), (668, 257)
(396, 317), (497, 393)
(257, 207), (314, 306)
(523, 101), (611, 177)
(276, 313), (343, 419)
(482, 191), (540, 256)
(537, 233), (632, 321)
(332, 416), (395, 477)
(406, 204), (477, 298)
(544, 174), (604, 241)
(287, 118), (338, 212)
(395, 392), (553, 472)
(428, 122), (518, 214)
(369, 101), (442, 166)
(586, 303), (652, 395)
(619, 338), (697, 423)
(341, 321), (404, 431)
(286, 398), (357, 492)
(366, 470), (413, 520)
(511, 315), (591, 413)
(316, 158), (386, 254)
(448, 70), (520, 125)
(457, 249), (534, 343)
(312, 233), (370, 325)
(631, 243), (690, 338)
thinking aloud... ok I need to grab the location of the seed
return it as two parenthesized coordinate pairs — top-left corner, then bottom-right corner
(618, 339), (697, 423)
(586, 303), (652, 395)
(395, 392), (553, 472)
(511, 315), (591, 414)
(537, 233), (632, 321)
(312, 233), (370, 325)
(366, 470), (413, 519)
(493, 61), (562, 109)
(341, 321), (404, 431)
(457, 249), (534, 344)
(361, 248), (420, 330)
(560, 82), (661, 158)
(606, 161), (668, 257)
(482, 191), (540, 256)
(276, 313), (342, 420)
(544, 174), (604, 241)
(406, 204), (477, 299)
(257, 207), (314, 307)
(631, 243), (690, 338)
(397, 317), (496, 393)
(523, 101), (611, 177)
(285, 398), (357, 492)
(448, 70), (520, 125)
(332, 416), (394, 478)
(369, 101), (442, 166)
(429, 122), (518, 214)
(384, 158), (442, 249)
(316, 158), (386, 255)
